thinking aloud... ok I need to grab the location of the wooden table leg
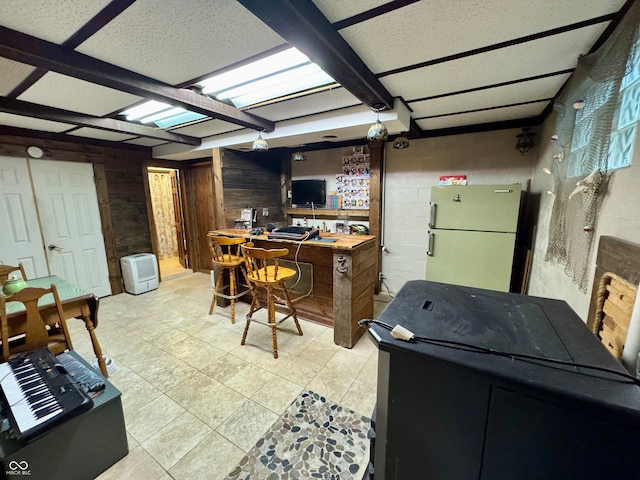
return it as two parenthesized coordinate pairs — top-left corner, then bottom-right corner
(79, 303), (108, 378)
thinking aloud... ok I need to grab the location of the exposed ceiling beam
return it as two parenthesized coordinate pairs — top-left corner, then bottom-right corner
(0, 26), (274, 132)
(238, 0), (395, 111)
(0, 97), (201, 146)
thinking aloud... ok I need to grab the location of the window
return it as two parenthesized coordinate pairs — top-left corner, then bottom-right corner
(567, 40), (639, 177)
(609, 40), (640, 169)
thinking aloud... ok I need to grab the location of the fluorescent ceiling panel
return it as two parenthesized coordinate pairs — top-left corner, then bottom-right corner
(199, 48), (336, 108)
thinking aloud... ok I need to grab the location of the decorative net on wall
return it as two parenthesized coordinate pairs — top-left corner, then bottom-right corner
(545, 2), (640, 292)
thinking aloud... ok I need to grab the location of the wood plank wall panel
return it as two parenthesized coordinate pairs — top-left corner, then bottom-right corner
(93, 163), (119, 293)
(0, 133), (153, 295)
(103, 158), (152, 258)
(368, 140), (383, 294)
(221, 149), (284, 228)
(183, 161), (215, 273)
(587, 236), (640, 331)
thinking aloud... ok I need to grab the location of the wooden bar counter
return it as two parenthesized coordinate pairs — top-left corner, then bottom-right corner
(209, 229), (377, 348)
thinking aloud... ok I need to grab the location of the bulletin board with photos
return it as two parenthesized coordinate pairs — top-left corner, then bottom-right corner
(336, 148), (370, 209)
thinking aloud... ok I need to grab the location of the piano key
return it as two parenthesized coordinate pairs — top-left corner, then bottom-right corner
(0, 349), (93, 440)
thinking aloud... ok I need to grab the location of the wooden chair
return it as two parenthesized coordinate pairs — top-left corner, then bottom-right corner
(241, 243), (303, 358)
(0, 284), (73, 362)
(208, 233), (251, 323)
(0, 263), (27, 284)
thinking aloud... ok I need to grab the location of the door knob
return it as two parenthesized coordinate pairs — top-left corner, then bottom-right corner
(48, 244), (63, 252)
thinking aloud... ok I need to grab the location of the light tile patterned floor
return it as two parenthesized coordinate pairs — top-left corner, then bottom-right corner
(66, 273), (386, 480)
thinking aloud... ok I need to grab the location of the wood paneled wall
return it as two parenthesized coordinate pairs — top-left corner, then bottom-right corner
(220, 149), (284, 229)
(186, 148), (285, 273)
(0, 132), (154, 294)
(183, 160), (215, 274)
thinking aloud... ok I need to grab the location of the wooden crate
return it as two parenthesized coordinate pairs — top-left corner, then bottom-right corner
(594, 273), (637, 359)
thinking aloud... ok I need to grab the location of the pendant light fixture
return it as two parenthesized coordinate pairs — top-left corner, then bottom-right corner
(252, 131), (269, 151)
(292, 151), (307, 161)
(393, 134), (410, 149)
(367, 108), (388, 141)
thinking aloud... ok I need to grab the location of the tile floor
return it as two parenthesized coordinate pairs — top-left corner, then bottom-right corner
(66, 272), (387, 480)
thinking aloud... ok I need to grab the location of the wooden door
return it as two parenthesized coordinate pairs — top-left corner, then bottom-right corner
(0, 156), (48, 278)
(170, 169), (187, 268)
(29, 160), (112, 297)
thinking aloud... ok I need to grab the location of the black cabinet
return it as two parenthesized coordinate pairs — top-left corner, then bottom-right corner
(368, 280), (640, 480)
(0, 351), (128, 480)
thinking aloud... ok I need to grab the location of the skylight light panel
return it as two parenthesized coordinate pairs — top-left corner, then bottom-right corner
(122, 100), (170, 121)
(229, 69), (335, 108)
(199, 48), (310, 96)
(197, 47), (336, 108)
(153, 111), (207, 129)
(140, 107), (186, 124)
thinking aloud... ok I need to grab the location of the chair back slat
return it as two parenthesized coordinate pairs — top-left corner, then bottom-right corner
(208, 234), (246, 265)
(241, 244), (289, 282)
(0, 284), (71, 362)
(0, 264), (26, 284)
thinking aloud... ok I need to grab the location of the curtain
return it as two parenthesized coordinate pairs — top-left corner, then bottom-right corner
(148, 172), (179, 259)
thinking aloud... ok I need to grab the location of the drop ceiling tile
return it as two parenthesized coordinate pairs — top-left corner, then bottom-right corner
(313, 0), (390, 23)
(417, 101), (548, 130)
(0, 59), (36, 96)
(339, 0), (624, 73)
(248, 88), (362, 122)
(76, 0), (285, 85)
(381, 25), (606, 101)
(67, 127), (135, 142)
(0, 112), (75, 132)
(17, 71), (141, 116)
(410, 74), (571, 117)
(0, 0), (111, 44)
(171, 119), (244, 137)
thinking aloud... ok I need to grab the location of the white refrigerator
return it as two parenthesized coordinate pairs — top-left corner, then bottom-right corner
(426, 184), (522, 292)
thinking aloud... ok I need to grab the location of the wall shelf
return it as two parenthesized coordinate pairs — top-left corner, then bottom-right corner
(286, 208), (369, 218)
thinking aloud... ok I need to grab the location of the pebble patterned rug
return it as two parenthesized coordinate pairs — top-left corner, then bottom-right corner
(225, 390), (371, 480)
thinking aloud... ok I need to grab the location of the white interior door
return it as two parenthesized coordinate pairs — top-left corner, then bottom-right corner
(29, 159), (111, 297)
(0, 156), (48, 278)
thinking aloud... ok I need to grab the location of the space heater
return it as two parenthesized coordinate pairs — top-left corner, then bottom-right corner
(120, 253), (159, 295)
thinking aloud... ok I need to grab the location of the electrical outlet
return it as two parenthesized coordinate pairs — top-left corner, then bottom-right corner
(379, 272), (385, 281)
(262, 208), (269, 216)
(287, 190), (292, 199)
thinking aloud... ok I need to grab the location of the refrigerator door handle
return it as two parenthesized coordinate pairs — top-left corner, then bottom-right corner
(427, 231), (434, 256)
(428, 202), (437, 228)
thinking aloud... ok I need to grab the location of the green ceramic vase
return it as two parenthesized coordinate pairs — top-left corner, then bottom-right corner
(3, 279), (27, 295)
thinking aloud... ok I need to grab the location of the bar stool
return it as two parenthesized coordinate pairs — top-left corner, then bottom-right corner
(240, 243), (303, 358)
(207, 234), (250, 323)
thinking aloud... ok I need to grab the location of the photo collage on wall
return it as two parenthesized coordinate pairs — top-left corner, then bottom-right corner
(336, 152), (370, 209)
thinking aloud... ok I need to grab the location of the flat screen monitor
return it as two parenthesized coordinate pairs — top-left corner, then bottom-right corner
(292, 179), (325, 207)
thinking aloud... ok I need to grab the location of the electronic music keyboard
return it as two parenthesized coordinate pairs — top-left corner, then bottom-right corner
(0, 348), (93, 441)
